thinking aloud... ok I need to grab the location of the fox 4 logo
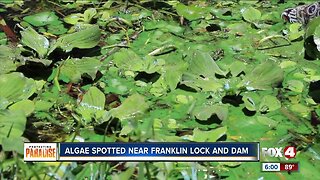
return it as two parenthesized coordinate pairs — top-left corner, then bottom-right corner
(261, 146), (296, 159)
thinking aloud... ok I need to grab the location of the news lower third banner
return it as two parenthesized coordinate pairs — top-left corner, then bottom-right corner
(24, 142), (259, 162)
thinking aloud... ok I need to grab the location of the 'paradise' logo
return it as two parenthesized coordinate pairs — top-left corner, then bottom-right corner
(24, 143), (57, 161)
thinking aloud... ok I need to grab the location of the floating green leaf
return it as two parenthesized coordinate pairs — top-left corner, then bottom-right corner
(113, 49), (145, 71)
(80, 87), (105, 110)
(192, 127), (227, 142)
(162, 61), (188, 91)
(238, 62), (284, 90)
(176, 3), (205, 21)
(259, 95), (281, 112)
(242, 92), (260, 111)
(1, 137), (24, 154)
(192, 104), (228, 121)
(77, 87), (106, 123)
(34, 100), (54, 111)
(83, 8), (97, 23)
(64, 13), (83, 25)
(9, 100), (34, 116)
(257, 35), (290, 50)
(52, 25), (101, 53)
(286, 80), (304, 93)
(241, 7), (261, 23)
(0, 46), (17, 74)
(20, 27), (49, 58)
(59, 57), (101, 83)
(182, 51), (226, 92)
(288, 23), (304, 41)
(0, 72), (37, 108)
(111, 94), (149, 120)
(23, 11), (59, 27)
(0, 110), (26, 145)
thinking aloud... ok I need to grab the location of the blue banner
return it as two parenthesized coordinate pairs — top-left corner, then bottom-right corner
(58, 142), (259, 161)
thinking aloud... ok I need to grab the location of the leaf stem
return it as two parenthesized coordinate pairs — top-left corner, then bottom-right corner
(148, 45), (177, 56)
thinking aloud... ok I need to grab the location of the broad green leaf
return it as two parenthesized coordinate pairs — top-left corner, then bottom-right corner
(290, 104), (310, 117)
(256, 116), (278, 128)
(280, 61), (296, 69)
(181, 51), (226, 92)
(144, 20), (184, 34)
(34, 100), (54, 111)
(0, 46), (17, 74)
(287, 23), (304, 41)
(257, 35), (290, 50)
(258, 95), (281, 112)
(175, 94), (193, 104)
(162, 61), (188, 91)
(47, 23), (68, 35)
(289, 23), (302, 32)
(0, 110), (26, 144)
(286, 80), (304, 93)
(59, 57), (101, 83)
(192, 127), (227, 142)
(77, 87), (106, 123)
(110, 94), (149, 120)
(187, 51), (226, 78)
(113, 49), (145, 71)
(20, 27), (49, 58)
(192, 104), (228, 121)
(229, 61), (246, 76)
(242, 92), (260, 111)
(241, 7), (261, 23)
(83, 8), (97, 23)
(9, 100), (34, 116)
(176, 3), (205, 21)
(182, 73), (224, 92)
(238, 62), (284, 90)
(63, 13), (83, 25)
(0, 97), (9, 110)
(0, 72), (37, 107)
(80, 87), (105, 110)
(2, 137), (24, 154)
(23, 11), (59, 27)
(52, 25), (101, 53)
